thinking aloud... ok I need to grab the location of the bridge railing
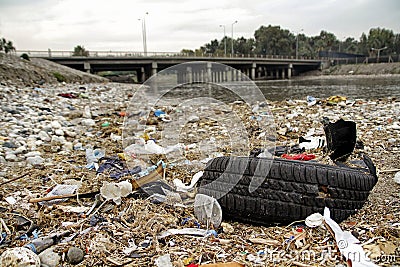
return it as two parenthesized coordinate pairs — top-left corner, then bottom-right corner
(16, 50), (320, 60)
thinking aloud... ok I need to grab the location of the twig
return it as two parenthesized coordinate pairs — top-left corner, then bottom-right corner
(0, 172), (29, 187)
(379, 168), (400, 173)
(0, 218), (11, 235)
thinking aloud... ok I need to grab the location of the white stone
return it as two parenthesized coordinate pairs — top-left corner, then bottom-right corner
(62, 142), (73, 151)
(54, 129), (64, 136)
(65, 130), (77, 137)
(83, 105), (92, 118)
(26, 155), (44, 165)
(81, 118), (96, 127)
(51, 135), (66, 145)
(5, 153), (17, 162)
(188, 115), (200, 123)
(0, 247), (40, 267)
(39, 248), (61, 267)
(14, 146), (27, 154)
(51, 120), (62, 129)
(394, 172), (400, 185)
(25, 151), (41, 157)
(38, 130), (51, 142)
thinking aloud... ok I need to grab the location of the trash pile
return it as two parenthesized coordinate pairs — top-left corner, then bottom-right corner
(0, 83), (399, 266)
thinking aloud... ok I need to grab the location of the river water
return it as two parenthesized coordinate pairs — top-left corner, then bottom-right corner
(256, 75), (400, 101)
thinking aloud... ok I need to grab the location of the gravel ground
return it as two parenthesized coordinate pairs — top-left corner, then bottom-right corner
(0, 53), (399, 266)
(0, 80), (399, 266)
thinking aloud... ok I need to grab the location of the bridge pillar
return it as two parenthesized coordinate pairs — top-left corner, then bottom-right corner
(84, 62), (91, 73)
(151, 62), (158, 76)
(187, 67), (193, 83)
(287, 64), (293, 79)
(206, 62), (212, 83)
(281, 68), (285, 79)
(275, 69), (279, 79)
(251, 63), (256, 80)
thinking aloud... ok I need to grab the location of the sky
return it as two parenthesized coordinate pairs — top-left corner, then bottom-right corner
(0, 0), (399, 53)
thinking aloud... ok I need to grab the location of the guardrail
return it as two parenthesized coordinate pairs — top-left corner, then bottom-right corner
(16, 50), (319, 60)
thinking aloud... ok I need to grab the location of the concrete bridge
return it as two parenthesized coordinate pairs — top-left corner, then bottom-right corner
(19, 50), (324, 82)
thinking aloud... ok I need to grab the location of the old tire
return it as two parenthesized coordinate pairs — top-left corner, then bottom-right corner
(198, 155), (377, 225)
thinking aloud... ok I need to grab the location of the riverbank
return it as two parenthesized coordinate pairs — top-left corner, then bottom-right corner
(0, 53), (107, 87)
(0, 79), (399, 266)
(302, 61), (400, 77)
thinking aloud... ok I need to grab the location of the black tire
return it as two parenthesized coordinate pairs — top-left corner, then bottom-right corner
(198, 155), (378, 225)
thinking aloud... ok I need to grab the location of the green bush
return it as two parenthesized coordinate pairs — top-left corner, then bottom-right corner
(20, 53), (30, 61)
(53, 72), (66, 82)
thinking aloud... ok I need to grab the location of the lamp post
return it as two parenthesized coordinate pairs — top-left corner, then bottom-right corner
(371, 46), (387, 63)
(138, 12), (148, 56)
(295, 29), (303, 59)
(231, 20), (238, 57)
(219, 25), (226, 57)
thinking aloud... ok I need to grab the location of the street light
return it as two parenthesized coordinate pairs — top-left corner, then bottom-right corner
(295, 29), (303, 59)
(231, 20), (238, 57)
(138, 12), (149, 56)
(371, 46), (387, 63)
(219, 25), (226, 57)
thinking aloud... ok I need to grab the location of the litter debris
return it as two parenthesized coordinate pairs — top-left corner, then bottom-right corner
(323, 207), (378, 267)
(174, 171), (203, 192)
(305, 212), (324, 228)
(100, 180), (132, 205)
(194, 194), (222, 228)
(155, 254), (173, 267)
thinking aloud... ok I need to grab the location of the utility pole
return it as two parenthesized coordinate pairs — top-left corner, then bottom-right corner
(231, 20), (238, 57)
(138, 12), (148, 56)
(220, 25), (226, 57)
(295, 29), (303, 59)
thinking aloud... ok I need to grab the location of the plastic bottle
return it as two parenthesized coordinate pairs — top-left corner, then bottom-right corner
(24, 231), (70, 254)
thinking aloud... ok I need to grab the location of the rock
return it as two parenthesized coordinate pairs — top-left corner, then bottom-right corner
(62, 142), (73, 151)
(25, 151), (41, 157)
(81, 118), (96, 127)
(51, 135), (66, 145)
(38, 130), (51, 142)
(0, 247), (40, 267)
(67, 247), (84, 265)
(26, 155), (45, 165)
(51, 120), (62, 129)
(2, 141), (18, 148)
(65, 130), (77, 137)
(38, 248), (60, 267)
(54, 129), (64, 136)
(14, 146), (27, 154)
(83, 105), (92, 118)
(5, 153), (17, 162)
(0, 156), (6, 164)
(188, 115), (200, 123)
(73, 142), (83, 150)
(388, 138), (397, 144)
(395, 172), (400, 185)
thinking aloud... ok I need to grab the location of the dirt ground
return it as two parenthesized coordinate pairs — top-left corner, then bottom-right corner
(0, 53), (399, 266)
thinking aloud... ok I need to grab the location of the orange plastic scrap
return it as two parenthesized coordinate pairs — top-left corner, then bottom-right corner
(199, 263), (244, 267)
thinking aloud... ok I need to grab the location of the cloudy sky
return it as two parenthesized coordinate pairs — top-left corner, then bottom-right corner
(0, 0), (399, 53)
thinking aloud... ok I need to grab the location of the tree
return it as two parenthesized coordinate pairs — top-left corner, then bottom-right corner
(73, 45), (89, 56)
(254, 25), (293, 56)
(180, 49), (195, 56)
(234, 37), (255, 56)
(0, 37), (16, 54)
